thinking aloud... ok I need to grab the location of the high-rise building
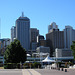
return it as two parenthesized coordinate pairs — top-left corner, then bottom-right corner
(0, 38), (10, 55)
(11, 26), (16, 42)
(48, 22), (58, 32)
(30, 28), (39, 43)
(16, 13), (30, 50)
(64, 26), (75, 49)
(37, 35), (44, 47)
(40, 39), (46, 47)
(30, 28), (39, 50)
(46, 29), (64, 57)
(37, 35), (44, 43)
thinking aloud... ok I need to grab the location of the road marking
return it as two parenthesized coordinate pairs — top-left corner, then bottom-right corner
(22, 69), (31, 75)
(22, 69), (41, 75)
(28, 69), (41, 75)
(27, 69), (33, 75)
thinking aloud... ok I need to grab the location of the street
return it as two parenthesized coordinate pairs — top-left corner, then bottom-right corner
(0, 69), (41, 75)
(0, 69), (75, 75)
(0, 69), (22, 75)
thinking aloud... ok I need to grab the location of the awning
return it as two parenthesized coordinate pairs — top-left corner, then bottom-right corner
(42, 55), (56, 62)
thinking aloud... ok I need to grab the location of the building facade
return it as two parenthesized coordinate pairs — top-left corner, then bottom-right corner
(37, 35), (44, 43)
(30, 28), (39, 50)
(0, 38), (10, 55)
(31, 42), (37, 50)
(30, 28), (39, 43)
(36, 46), (50, 54)
(46, 29), (64, 57)
(64, 26), (75, 49)
(48, 22), (58, 32)
(37, 35), (44, 47)
(55, 48), (73, 57)
(16, 14), (30, 50)
(40, 39), (46, 47)
(11, 26), (16, 42)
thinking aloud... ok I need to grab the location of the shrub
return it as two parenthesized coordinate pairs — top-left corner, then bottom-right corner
(33, 62), (41, 68)
(23, 62), (41, 69)
(4, 63), (17, 69)
(23, 63), (34, 69)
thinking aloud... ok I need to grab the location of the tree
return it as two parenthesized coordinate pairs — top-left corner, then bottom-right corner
(71, 41), (75, 60)
(4, 39), (27, 63)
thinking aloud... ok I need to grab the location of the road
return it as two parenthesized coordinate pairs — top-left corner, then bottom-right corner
(0, 69), (75, 75)
(35, 68), (75, 75)
(0, 69), (41, 75)
(0, 69), (22, 75)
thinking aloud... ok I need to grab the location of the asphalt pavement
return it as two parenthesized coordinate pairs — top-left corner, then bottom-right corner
(0, 69), (75, 75)
(0, 69), (22, 75)
(35, 68), (75, 75)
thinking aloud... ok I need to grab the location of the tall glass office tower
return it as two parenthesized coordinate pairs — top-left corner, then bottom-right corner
(16, 13), (30, 50)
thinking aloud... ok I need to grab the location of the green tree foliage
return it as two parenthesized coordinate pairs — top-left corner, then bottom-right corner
(71, 41), (75, 60)
(33, 62), (41, 68)
(4, 39), (27, 63)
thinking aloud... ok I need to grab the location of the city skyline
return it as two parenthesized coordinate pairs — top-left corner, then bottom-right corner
(0, 0), (75, 38)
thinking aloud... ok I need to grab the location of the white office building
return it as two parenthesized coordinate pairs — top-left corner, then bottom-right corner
(55, 48), (73, 57)
(64, 26), (75, 49)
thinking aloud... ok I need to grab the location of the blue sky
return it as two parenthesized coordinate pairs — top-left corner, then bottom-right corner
(0, 0), (75, 39)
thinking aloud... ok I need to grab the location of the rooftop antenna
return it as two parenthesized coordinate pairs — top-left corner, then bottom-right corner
(22, 12), (24, 17)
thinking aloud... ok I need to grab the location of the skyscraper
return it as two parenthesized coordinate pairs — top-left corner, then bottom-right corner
(48, 22), (58, 32)
(37, 35), (45, 47)
(46, 22), (64, 57)
(30, 28), (39, 43)
(46, 29), (64, 57)
(11, 26), (16, 42)
(16, 13), (30, 50)
(64, 26), (75, 49)
(37, 35), (44, 43)
(0, 38), (10, 55)
(30, 28), (39, 50)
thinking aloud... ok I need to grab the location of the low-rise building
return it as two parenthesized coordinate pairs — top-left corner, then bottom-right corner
(36, 46), (50, 54)
(55, 48), (73, 57)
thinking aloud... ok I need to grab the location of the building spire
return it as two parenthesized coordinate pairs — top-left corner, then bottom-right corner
(22, 12), (24, 17)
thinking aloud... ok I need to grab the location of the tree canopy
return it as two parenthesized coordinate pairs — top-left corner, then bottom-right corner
(71, 41), (75, 60)
(4, 39), (27, 63)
